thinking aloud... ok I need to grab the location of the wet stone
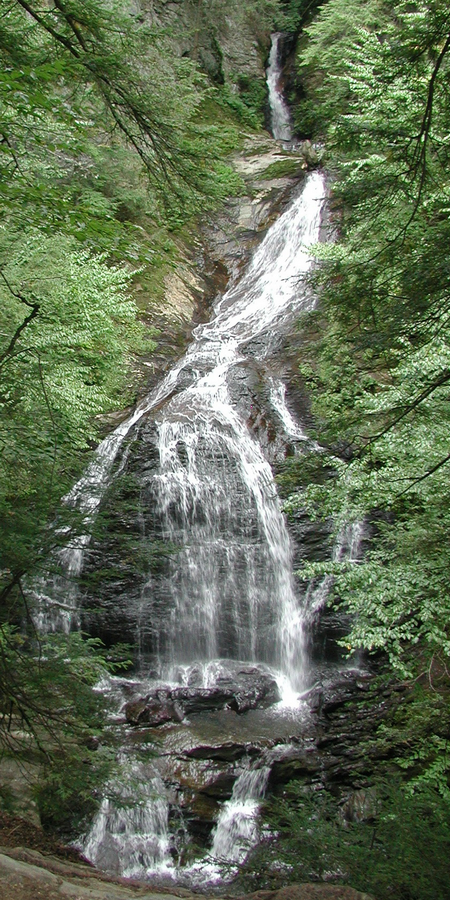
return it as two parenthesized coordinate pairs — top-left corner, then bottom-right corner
(124, 669), (281, 726)
(184, 742), (260, 762)
(268, 749), (320, 786)
(199, 771), (238, 799)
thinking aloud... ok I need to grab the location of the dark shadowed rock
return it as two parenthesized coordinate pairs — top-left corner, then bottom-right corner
(184, 742), (260, 762)
(199, 771), (238, 799)
(124, 667), (281, 726)
(124, 694), (183, 726)
(269, 748), (320, 786)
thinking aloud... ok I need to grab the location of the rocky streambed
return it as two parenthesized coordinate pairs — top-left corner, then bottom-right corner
(75, 655), (406, 883)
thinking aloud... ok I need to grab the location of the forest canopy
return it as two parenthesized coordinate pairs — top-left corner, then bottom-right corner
(0, 0), (279, 812)
(0, 0), (254, 604)
(285, 0), (450, 677)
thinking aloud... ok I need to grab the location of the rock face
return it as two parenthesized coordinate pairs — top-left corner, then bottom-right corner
(142, 0), (271, 93)
(241, 887), (374, 900)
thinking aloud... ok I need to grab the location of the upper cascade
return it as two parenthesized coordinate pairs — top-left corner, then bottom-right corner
(267, 33), (292, 142)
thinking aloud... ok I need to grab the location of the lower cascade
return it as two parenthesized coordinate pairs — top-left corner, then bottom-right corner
(211, 766), (271, 864)
(82, 762), (173, 880)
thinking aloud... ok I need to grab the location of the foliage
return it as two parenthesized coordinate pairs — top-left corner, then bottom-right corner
(0, 0), (247, 224)
(242, 781), (450, 900)
(276, 0), (324, 34)
(282, 0), (450, 675)
(0, 0), (271, 823)
(0, 230), (148, 599)
(0, 627), (129, 832)
(260, 156), (303, 179)
(0, 0), (260, 605)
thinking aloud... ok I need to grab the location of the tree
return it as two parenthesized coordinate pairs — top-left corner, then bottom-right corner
(284, 0), (450, 675)
(0, 0), (253, 815)
(1, 0), (245, 222)
(0, 0), (247, 597)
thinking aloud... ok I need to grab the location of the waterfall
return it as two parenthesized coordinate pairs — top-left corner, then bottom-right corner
(78, 174), (326, 880)
(267, 33), (292, 142)
(211, 765), (270, 865)
(32, 172), (326, 687)
(82, 761), (173, 880)
(267, 376), (308, 443)
(126, 172), (325, 685)
(23, 28), (350, 878)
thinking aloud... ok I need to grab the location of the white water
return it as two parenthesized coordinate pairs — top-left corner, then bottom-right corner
(174, 764), (271, 886)
(303, 521), (364, 624)
(78, 173), (326, 879)
(33, 172), (326, 677)
(267, 33), (292, 143)
(211, 765), (270, 864)
(129, 172), (326, 682)
(267, 376), (308, 443)
(82, 761), (174, 880)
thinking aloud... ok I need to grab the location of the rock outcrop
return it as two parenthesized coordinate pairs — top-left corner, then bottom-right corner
(124, 667), (280, 725)
(0, 848), (375, 900)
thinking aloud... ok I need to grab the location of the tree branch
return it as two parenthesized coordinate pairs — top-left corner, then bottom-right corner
(395, 452), (450, 498)
(14, 0), (80, 56)
(357, 369), (450, 458)
(0, 270), (40, 365)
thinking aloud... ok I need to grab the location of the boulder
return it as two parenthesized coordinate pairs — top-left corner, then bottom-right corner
(124, 694), (183, 727)
(184, 742), (259, 762)
(199, 771), (238, 799)
(269, 749), (320, 786)
(124, 666), (281, 726)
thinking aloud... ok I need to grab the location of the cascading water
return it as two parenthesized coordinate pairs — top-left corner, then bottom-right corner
(22, 27), (368, 880)
(267, 33), (292, 143)
(76, 172), (326, 881)
(129, 172), (324, 684)
(82, 761), (174, 879)
(35, 172), (326, 679)
(32, 48), (336, 878)
(211, 765), (270, 864)
(303, 521), (364, 626)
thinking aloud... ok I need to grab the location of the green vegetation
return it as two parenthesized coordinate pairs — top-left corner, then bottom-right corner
(0, 0), (281, 823)
(0, 628), (129, 833)
(244, 782), (450, 900)
(262, 1), (450, 894)
(276, 0), (323, 34)
(260, 156), (303, 179)
(286, 0), (450, 680)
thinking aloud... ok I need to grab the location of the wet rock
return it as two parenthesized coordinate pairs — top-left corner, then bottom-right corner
(199, 771), (238, 799)
(269, 749), (320, 786)
(184, 742), (259, 762)
(123, 697), (149, 725)
(298, 140), (323, 169)
(124, 668), (281, 726)
(124, 695), (183, 727)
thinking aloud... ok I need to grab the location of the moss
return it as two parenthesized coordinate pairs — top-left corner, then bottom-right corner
(260, 157), (303, 179)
